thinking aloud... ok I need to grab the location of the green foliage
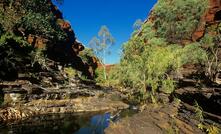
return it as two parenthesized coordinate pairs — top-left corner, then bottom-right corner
(198, 123), (220, 134)
(107, 0), (216, 106)
(194, 101), (204, 122)
(206, 124), (220, 134)
(181, 43), (207, 64)
(95, 65), (119, 86)
(0, 0), (67, 41)
(194, 101), (219, 134)
(0, 32), (30, 48)
(114, 14), (207, 103)
(199, 33), (221, 82)
(64, 67), (77, 78)
(79, 47), (95, 63)
(31, 49), (47, 70)
(152, 0), (208, 42)
(128, 89), (150, 105)
(95, 67), (106, 83)
(120, 37), (206, 96)
(17, 12), (67, 40)
(95, 64), (121, 86)
(161, 78), (175, 94)
(107, 65), (121, 86)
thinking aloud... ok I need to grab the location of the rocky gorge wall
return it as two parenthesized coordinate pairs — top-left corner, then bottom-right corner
(48, 1), (98, 79)
(0, 0), (98, 80)
(139, 0), (221, 77)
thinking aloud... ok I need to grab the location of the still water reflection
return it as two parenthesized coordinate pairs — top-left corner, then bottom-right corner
(0, 112), (111, 134)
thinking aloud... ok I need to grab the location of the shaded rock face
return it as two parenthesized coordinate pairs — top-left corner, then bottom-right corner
(192, 0), (221, 41)
(49, 3), (99, 79)
(0, 0), (97, 79)
(31, 1), (96, 79)
(83, 56), (99, 79)
(48, 1), (84, 60)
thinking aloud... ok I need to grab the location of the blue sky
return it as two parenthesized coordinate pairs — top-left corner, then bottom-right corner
(54, 0), (157, 64)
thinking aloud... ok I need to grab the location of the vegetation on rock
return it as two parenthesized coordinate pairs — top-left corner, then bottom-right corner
(103, 0), (221, 108)
(110, 21), (206, 103)
(0, 0), (97, 81)
(152, 0), (208, 43)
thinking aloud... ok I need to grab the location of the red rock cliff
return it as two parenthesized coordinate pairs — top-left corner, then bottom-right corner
(193, 0), (221, 41)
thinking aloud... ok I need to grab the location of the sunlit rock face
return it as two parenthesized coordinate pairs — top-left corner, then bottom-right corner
(145, 0), (221, 43)
(192, 0), (221, 41)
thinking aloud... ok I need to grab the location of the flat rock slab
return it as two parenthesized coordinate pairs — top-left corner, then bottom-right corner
(0, 97), (128, 123)
(25, 97), (129, 113)
(105, 103), (204, 134)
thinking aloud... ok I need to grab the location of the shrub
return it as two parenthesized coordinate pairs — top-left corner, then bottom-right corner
(79, 47), (95, 63)
(31, 49), (47, 70)
(95, 67), (105, 84)
(199, 34), (221, 82)
(64, 67), (77, 78)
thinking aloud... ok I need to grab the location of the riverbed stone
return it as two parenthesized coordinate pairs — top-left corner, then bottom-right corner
(105, 103), (203, 134)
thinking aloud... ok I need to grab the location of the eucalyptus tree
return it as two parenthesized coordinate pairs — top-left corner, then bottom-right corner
(89, 25), (115, 80)
(133, 19), (143, 31)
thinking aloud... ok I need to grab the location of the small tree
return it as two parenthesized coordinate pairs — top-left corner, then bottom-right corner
(133, 19), (143, 31)
(89, 25), (115, 80)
